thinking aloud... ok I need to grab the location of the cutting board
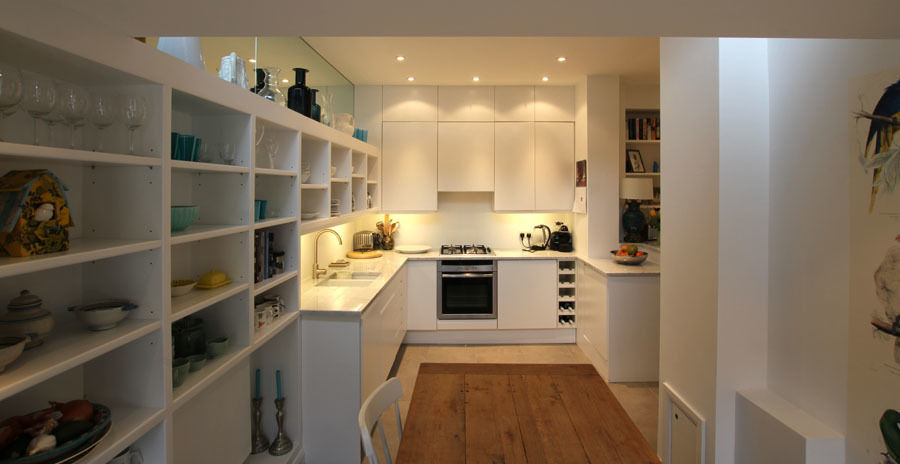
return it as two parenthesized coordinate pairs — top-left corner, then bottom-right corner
(347, 250), (383, 259)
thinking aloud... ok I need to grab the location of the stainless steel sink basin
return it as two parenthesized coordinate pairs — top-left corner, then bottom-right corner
(315, 271), (382, 287)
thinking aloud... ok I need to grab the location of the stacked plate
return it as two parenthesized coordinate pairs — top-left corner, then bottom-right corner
(331, 199), (341, 217)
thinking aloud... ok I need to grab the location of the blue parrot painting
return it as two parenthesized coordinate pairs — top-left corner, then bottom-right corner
(858, 78), (900, 212)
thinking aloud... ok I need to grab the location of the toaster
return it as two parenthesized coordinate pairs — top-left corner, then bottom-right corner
(353, 230), (377, 251)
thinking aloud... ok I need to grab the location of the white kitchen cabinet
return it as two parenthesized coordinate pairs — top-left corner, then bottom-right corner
(498, 260), (558, 329)
(438, 86), (494, 121)
(383, 122), (438, 211)
(535, 86), (576, 121)
(494, 122), (535, 211)
(535, 122), (575, 211)
(438, 122), (494, 192)
(302, 266), (407, 464)
(576, 261), (660, 382)
(495, 86), (535, 121)
(383, 86), (438, 121)
(407, 260), (438, 330)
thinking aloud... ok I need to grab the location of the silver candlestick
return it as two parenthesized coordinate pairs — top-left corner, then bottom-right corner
(268, 398), (293, 456)
(251, 398), (270, 454)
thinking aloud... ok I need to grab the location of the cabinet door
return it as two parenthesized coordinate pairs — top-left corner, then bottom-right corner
(438, 86), (494, 121)
(383, 122), (437, 211)
(382, 86), (438, 121)
(498, 260), (557, 329)
(535, 86), (575, 121)
(535, 122), (574, 211)
(495, 86), (534, 121)
(407, 261), (438, 330)
(360, 304), (383, 403)
(494, 122), (535, 211)
(438, 122), (494, 192)
(579, 264), (609, 361)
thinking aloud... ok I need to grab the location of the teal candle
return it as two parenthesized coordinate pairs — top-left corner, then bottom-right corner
(276, 370), (282, 400)
(255, 369), (261, 399)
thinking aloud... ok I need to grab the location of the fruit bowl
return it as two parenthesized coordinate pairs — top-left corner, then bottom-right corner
(610, 250), (648, 265)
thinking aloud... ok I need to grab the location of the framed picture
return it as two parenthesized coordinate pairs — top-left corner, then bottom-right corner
(575, 160), (587, 187)
(627, 149), (645, 173)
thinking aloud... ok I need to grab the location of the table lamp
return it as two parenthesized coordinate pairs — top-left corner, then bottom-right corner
(620, 178), (653, 243)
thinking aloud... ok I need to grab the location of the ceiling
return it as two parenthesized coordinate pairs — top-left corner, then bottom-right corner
(36, 0), (898, 39)
(304, 37), (659, 86)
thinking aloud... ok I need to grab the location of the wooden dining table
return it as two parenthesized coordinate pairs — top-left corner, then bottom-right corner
(396, 363), (660, 464)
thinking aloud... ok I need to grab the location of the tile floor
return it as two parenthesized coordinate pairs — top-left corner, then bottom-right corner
(366, 343), (659, 463)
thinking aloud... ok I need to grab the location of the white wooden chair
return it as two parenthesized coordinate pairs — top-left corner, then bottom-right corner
(358, 377), (404, 464)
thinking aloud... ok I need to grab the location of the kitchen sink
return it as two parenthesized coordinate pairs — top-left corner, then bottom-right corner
(315, 271), (382, 287)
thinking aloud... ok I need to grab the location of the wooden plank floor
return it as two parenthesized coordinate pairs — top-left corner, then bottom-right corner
(396, 363), (660, 464)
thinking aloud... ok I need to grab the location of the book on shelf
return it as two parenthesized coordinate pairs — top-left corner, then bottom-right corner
(626, 116), (661, 141)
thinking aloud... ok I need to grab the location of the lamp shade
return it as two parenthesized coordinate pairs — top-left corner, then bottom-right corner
(620, 177), (653, 200)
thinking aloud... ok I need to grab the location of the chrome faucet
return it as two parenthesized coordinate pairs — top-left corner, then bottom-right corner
(313, 228), (343, 280)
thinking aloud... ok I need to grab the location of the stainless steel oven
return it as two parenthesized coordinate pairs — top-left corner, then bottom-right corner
(437, 260), (497, 320)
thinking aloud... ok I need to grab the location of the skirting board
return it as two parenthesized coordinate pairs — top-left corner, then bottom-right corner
(404, 329), (576, 344)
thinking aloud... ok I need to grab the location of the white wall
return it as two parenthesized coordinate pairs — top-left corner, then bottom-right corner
(299, 214), (380, 280)
(389, 193), (572, 249)
(767, 38), (900, 461)
(715, 38), (770, 464)
(585, 75), (622, 258)
(658, 37), (720, 462)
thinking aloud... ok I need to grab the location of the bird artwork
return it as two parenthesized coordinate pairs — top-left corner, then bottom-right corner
(872, 235), (900, 364)
(857, 78), (900, 212)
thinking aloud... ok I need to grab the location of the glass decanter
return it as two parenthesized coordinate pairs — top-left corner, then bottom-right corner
(258, 67), (285, 106)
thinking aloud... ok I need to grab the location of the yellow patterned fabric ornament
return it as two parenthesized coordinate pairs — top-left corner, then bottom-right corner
(0, 170), (74, 257)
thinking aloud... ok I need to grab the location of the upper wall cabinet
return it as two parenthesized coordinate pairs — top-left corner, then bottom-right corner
(382, 86), (438, 121)
(535, 86), (576, 122)
(495, 86), (535, 121)
(438, 86), (494, 121)
(383, 122), (438, 211)
(438, 122), (494, 192)
(535, 122), (575, 211)
(494, 122), (535, 211)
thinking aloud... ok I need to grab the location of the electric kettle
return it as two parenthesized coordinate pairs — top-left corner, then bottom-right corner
(530, 225), (551, 250)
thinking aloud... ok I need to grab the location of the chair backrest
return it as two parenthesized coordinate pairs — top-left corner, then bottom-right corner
(359, 377), (404, 464)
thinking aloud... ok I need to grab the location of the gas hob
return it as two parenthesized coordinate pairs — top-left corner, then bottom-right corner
(440, 244), (494, 255)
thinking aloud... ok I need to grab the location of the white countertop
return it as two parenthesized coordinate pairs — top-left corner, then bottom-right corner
(300, 249), (659, 317)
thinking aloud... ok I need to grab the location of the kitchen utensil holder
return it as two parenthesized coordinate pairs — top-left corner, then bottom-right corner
(268, 398), (292, 456)
(251, 398), (270, 454)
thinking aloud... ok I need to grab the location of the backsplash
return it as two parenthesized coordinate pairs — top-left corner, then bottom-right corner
(387, 192), (573, 250)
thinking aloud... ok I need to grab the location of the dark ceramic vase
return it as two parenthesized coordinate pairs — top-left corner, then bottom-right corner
(287, 68), (309, 115)
(252, 68), (266, 94)
(309, 89), (321, 122)
(622, 201), (648, 243)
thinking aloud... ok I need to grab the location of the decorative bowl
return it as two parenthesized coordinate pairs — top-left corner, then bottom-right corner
(301, 212), (318, 220)
(0, 336), (26, 372)
(609, 251), (649, 265)
(187, 354), (207, 372)
(207, 336), (230, 358)
(171, 205), (199, 232)
(171, 279), (197, 297)
(70, 300), (135, 331)
(173, 358), (189, 387)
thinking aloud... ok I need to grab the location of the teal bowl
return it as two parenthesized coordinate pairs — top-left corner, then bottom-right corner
(171, 205), (199, 232)
(188, 354), (207, 372)
(173, 358), (189, 388)
(207, 336), (230, 359)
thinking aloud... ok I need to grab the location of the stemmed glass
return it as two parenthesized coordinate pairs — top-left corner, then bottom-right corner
(0, 63), (23, 142)
(120, 95), (147, 155)
(41, 107), (64, 147)
(88, 93), (115, 151)
(22, 75), (56, 146)
(58, 84), (87, 149)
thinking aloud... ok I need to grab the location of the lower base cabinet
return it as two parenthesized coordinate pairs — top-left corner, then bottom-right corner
(301, 265), (407, 464)
(498, 260), (558, 329)
(576, 261), (660, 382)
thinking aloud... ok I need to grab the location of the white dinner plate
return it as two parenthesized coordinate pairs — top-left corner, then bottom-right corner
(395, 245), (431, 254)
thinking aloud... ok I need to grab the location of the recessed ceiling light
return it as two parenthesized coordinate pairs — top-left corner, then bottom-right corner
(557, 56), (567, 62)
(472, 76), (480, 82)
(248, 58), (257, 63)
(407, 76), (415, 81)
(396, 56), (406, 62)
(541, 76), (549, 82)
(281, 79), (289, 83)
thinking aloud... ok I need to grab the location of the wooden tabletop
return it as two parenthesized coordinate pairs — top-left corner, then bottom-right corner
(396, 363), (660, 464)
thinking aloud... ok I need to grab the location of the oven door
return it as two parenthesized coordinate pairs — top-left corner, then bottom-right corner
(438, 271), (497, 320)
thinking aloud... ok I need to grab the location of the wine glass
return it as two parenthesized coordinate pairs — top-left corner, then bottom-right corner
(58, 84), (87, 149)
(0, 63), (23, 142)
(41, 107), (64, 147)
(88, 93), (115, 152)
(120, 95), (147, 154)
(22, 75), (56, 146)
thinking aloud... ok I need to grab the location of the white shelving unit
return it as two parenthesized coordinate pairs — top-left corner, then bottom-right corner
(557, 259), (577, 328)
(623, 108), (661, 244)
(0, 15), (379, 464)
